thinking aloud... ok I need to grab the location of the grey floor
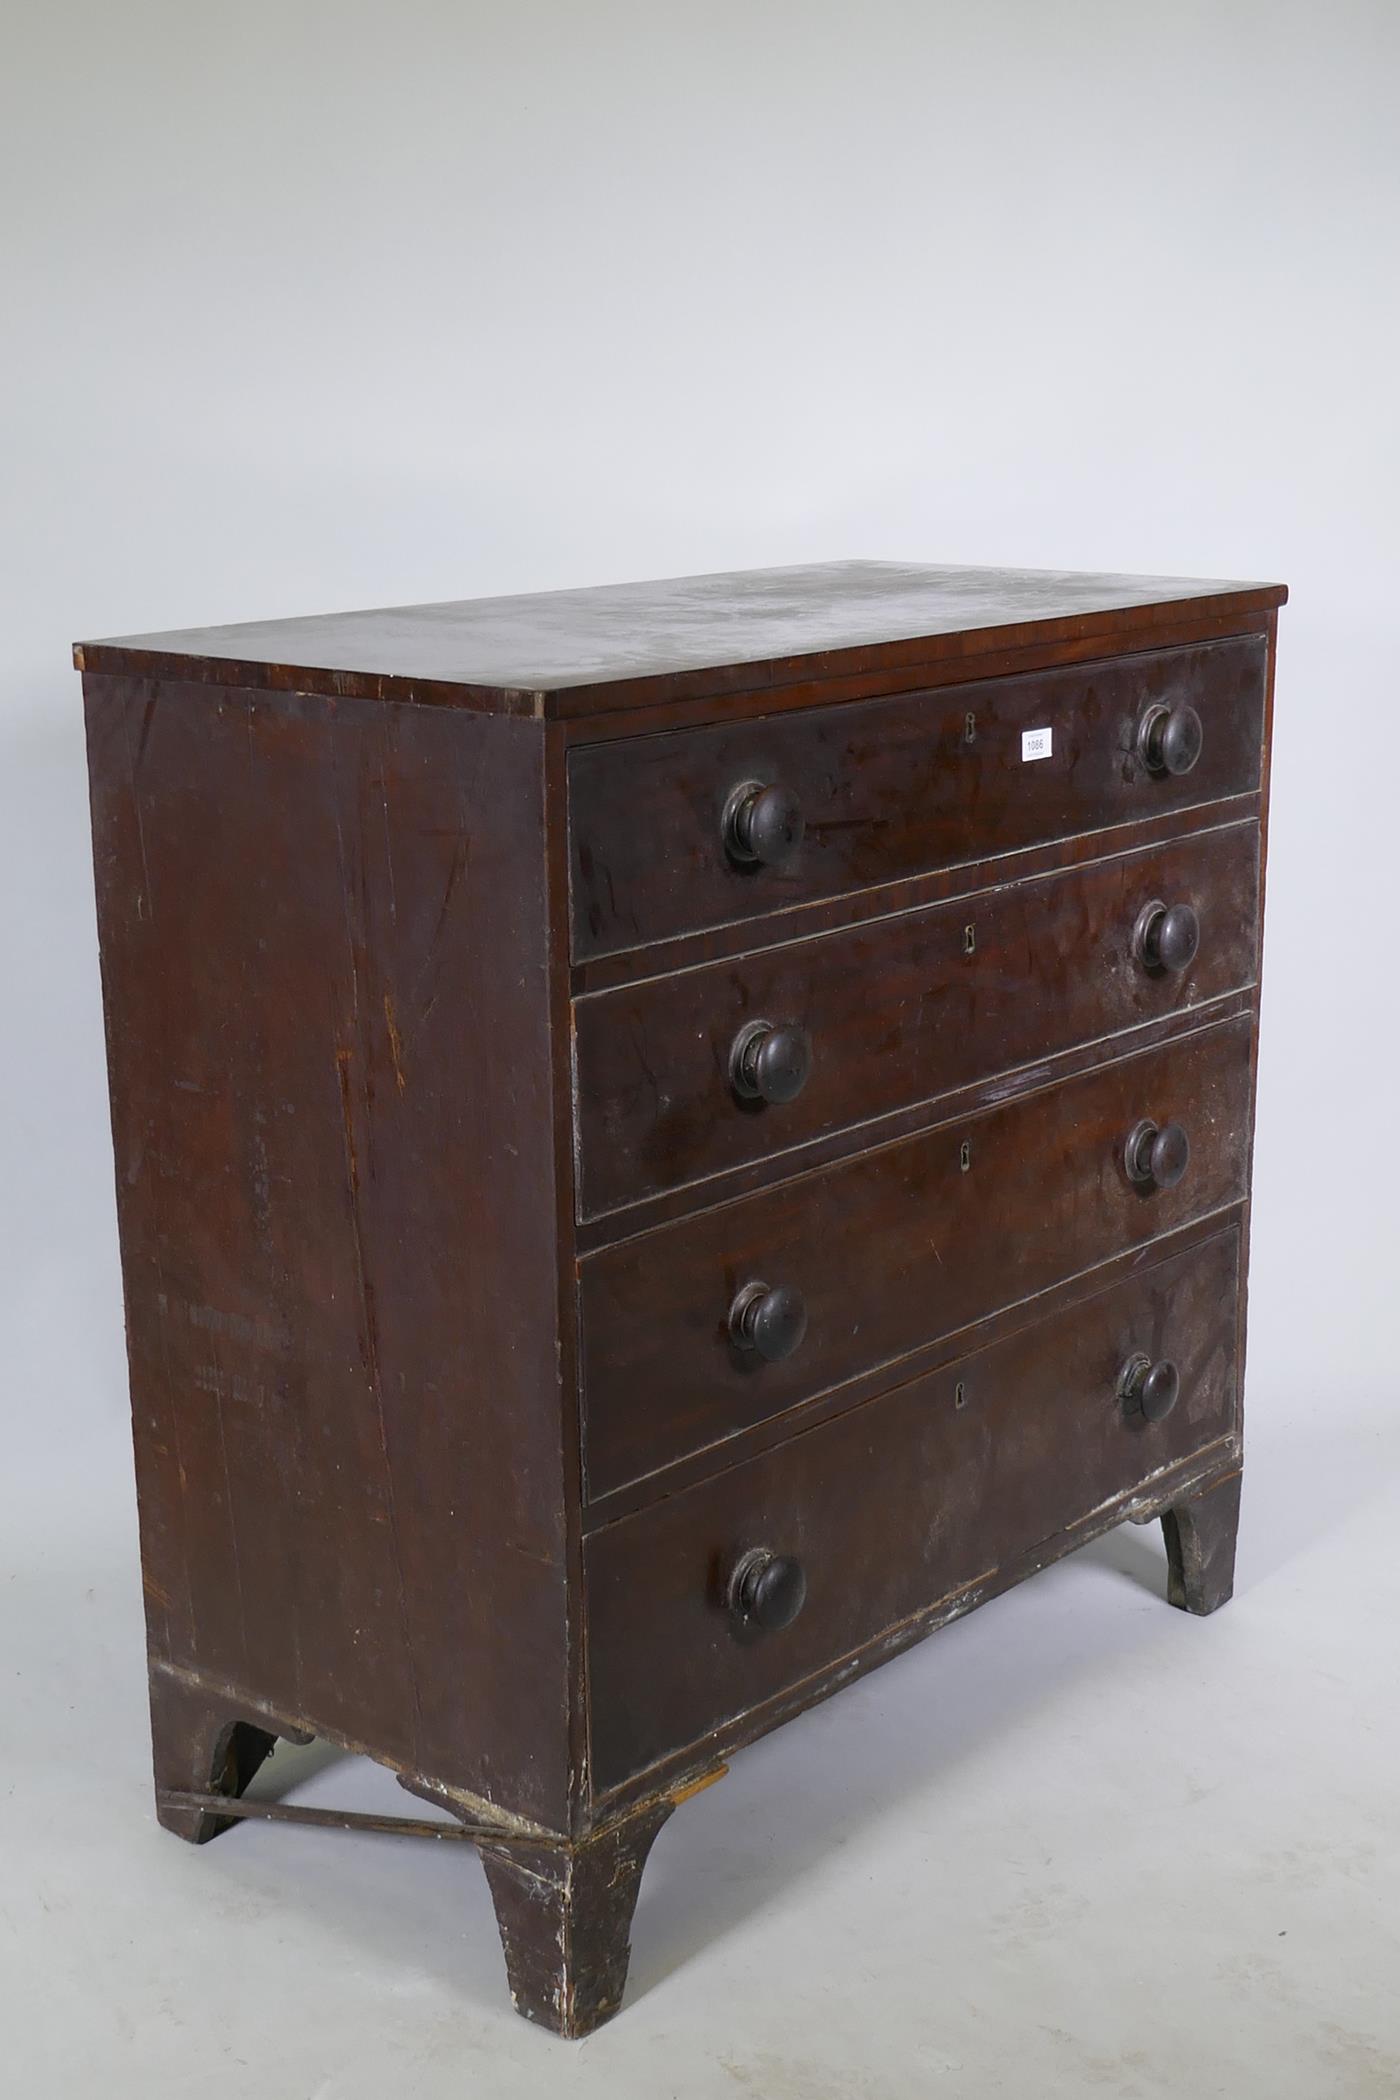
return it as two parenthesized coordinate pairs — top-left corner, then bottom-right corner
(5, 1337), (1398, 2097)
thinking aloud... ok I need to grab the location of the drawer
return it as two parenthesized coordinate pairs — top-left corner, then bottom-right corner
(586, 1226), (1242, 1793)
(575, 821), (1258, 1217)
(569, 635), (1266, 960)
(581, 1015), (1252, 1499)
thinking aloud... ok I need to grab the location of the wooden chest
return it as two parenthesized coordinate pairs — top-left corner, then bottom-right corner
(77, 560), (1285, 2034)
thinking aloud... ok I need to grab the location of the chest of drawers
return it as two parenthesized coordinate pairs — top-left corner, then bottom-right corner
(78, 560), (1284, 2036)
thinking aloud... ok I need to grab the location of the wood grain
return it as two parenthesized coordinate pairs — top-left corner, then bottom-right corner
(84, 675), (575, 1828)
(76, 560), (1285, 720)
(586, 1227), (1242, 1791)
(575, 820), (1259, 1217)
(581, 1015), (1253, 1499)
(568, 634), (1266, 957)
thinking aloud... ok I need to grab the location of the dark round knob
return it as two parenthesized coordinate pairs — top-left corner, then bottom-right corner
(729, 1548), (807, 1632)
(1124, 1117), (1191, 1190)
(723, 781), (805, 869)
(1120, 1352), (1182, 1423)
(1134, 899), (1200, 974)
(731, 1019), (812, 1104)
(730, 1281), (808, 1363)
(1137, 702), (1204, 776)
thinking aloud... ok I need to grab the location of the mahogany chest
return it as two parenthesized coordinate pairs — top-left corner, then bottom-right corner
(78, 560), (1285, 2034)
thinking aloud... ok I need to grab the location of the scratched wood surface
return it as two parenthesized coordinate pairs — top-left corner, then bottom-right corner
(75, 560), (1285, 719)
(84, 676), (574, 1827)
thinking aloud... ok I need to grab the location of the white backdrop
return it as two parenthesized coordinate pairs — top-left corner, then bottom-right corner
(2, 3), (1397, 2092)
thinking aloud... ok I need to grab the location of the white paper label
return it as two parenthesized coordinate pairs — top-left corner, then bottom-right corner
(1021, 726), (1053, 762)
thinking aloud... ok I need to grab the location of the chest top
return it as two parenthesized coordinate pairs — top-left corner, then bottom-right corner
(74, 559), (1287, 720)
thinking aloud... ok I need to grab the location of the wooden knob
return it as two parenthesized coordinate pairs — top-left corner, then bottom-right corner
(1124, 1118), (1191, 1189)
(1134, 900), (1200, 974)
(729, 1281), (808, 1362)
(722, 781), (805, 868)
(730, 1020), (812, 1104)
(728, 1548), (807, 1632)
(1137, 702), (1203, 776)
(1120, 1352), (1182, 1423)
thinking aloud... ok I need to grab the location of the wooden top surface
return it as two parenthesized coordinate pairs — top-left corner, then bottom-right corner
(75, 561), (1287, 720)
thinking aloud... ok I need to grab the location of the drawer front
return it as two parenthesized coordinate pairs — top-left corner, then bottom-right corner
(569, 635), (1266, 960)
(586, 1227), (1242, 1792)
(582, 1015), (1252, 1499)
(576, 822), (1258, 1217)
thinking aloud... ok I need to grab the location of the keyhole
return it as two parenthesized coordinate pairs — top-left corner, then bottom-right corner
(954, 1381), (967, 1410)
(964, 712), (977, 745)
(960, 1139), (972, 1173)
(963, 924), (976, 956)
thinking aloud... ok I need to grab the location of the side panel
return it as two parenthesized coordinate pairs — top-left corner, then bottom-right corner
(84, 676), (573, 1827)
